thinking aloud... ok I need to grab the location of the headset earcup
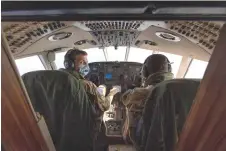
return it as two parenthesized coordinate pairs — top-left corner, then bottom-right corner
(64, 49), (75, 69)
(64, 60), (70, 69)
(167, 58), (172, 72)
(169, 64), (172, 72)
(71, 60), (74, 69)
(64, 59), (74, 69)
(141, 65), (148, 78)
(64, 60), (68, 69)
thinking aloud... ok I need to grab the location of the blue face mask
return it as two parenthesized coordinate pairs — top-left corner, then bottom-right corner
(79, 64), (90, 77)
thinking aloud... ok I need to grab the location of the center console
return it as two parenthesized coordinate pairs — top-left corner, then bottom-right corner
(103, 92), (125, 137)
(87, 61), (142, 137)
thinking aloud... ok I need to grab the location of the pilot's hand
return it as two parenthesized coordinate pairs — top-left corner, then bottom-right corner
(97, 85), (106, 96)
(108, 85), (121, 96)
(124, 76), (134, 89)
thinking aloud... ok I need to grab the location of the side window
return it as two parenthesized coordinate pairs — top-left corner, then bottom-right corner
(55, 51), (67, 69)
(15, 55), (45, 75)
(185, 59), (208, 78)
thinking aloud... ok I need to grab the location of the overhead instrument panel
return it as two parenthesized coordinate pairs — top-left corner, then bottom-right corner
(90, 30), (140, 48)
(2, 21), (224, 59)
(2, 21), (70, 55)
(166, 21), (224, 53)
(75, 21), (145, 31)
(75, 21), (145, 48)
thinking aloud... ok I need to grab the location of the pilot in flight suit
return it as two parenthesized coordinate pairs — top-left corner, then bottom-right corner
(121, 54), (174, 146)
(60, 49), (120, 146)
(61, 49), (120, 113)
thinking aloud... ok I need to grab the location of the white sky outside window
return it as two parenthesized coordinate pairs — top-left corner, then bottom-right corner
(15, 55), (45, 75)
(185, 59), (208, 78)
(84, 48), (106, 62)
(127, 47), (153, 63)
(157, 51), (183, 76)
(106, 46), (127, 61)
(55, 51), (67, 69)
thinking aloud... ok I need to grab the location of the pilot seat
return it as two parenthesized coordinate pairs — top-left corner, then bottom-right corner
(140, 79), (201, 151)
(22, 70), (99, 151)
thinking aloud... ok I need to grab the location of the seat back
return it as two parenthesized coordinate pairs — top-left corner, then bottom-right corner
(142, 79), (201, 151)
(22, 70), (97, 151)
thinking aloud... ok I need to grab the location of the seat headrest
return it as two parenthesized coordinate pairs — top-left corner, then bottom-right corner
(22, 70), (80, 86)
(22, 70), (73, 79)
(153, 78), (201, 89)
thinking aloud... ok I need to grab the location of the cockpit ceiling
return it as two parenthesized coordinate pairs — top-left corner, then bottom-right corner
(2, 21), (225, 61)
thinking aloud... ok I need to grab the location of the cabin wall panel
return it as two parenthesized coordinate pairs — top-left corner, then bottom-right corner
(1, 34), (49, 151)
(177, 24), (226, 151)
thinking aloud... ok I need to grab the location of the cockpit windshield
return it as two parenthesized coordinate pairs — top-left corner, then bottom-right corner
(54, 46), (182, 76)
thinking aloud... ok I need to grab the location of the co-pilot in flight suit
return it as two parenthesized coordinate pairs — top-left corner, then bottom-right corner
(121, 72), (174, 146)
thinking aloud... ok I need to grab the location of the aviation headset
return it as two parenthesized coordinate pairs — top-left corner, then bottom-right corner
(141, 54), (172, 78)
(64, 48), (87, 70)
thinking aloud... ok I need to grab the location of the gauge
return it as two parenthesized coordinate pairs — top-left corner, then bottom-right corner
(136, 67), (140, 71)
(108, 68), (113, 72)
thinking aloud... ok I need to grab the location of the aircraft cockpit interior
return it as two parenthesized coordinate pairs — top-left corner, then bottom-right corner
(2, 19), (225, 151)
